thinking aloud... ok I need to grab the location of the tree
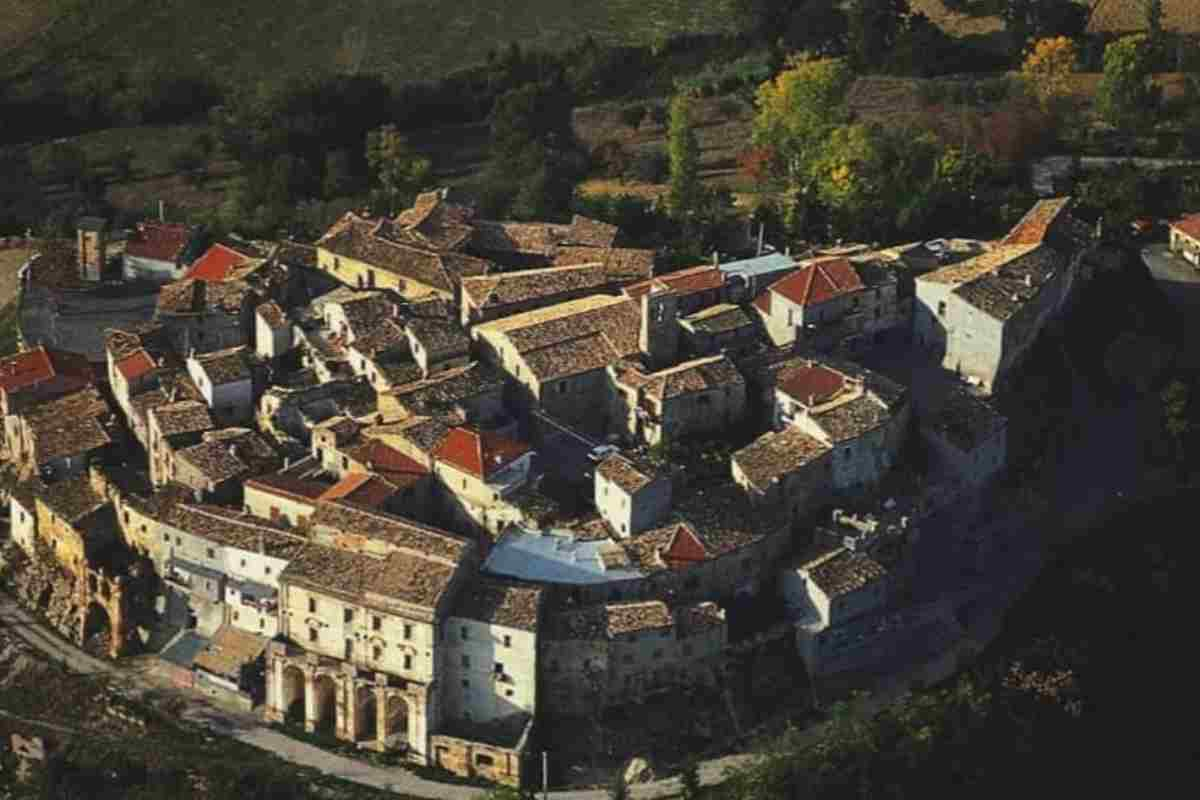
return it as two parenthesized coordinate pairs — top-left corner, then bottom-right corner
(37, 141), (88, 188)
(846, 0), (910, 72)
(1097, 34), (1159, 132)
(365, 124), (432, 215)
(679, 757), (703, 800)
(111, 146), (135, 181)
(1145, 0), (1165, 60)
(666, 94), (702, 220)
(1021, 36), (1079, 111)
(322, 148), (360, 199)
(1161, 378), (1191, 466)
(1004, 0), (1089, 59)
(608, 768), (630, 800)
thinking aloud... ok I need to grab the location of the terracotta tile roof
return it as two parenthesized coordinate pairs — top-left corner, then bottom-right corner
(369, 416), (451, 455)
(191, 346), (250, 385)
(565, 215), (620, 248)
(317, 472), (397, 508)
(23, 387), (113, 463)
(630, 483), (787, 563)
(553, 246), (655, 280)
(150, 400), (214, 438)
(813, 393), (893, 443)
(918, 243), (1038, 286)
(186, 243), (256, 282)
(752, 291), (771, 314)
(244, 456), (329, 503)
(1001, 197), (1072, 246)
(36, 474), (106, 523)
(624, 265), (723, 300)
(676, 601), (725, 635)
(800, 546), (888, 598)
(406, 317), (470, 360)
(193, 625), (268, 680)
(318, 213), (477, 294)
(469, 221), (558, 256)
(282, 542), (460, 612)
(115, 349), (158, 381)
(175, 429), (279, 486)
(769, 257), (865, 307)
(124, 222), (196, 264)
(662, 524), (709, 568)
(159, 502), (309, 557)
(388, 362), (505, 418)
(680, 303), (755, 335)
(273, 241), (318, 269)
(734, 427), (831, 491)
(308, 501), (469, 563)
(451, 578), (543, 632)
(343, 439), (429, 481)
(257, 301), (287, 329)
(523, 331), (623, 382)
(1170, 212), (1200, 241)
(596, 454), (658, 494)
(340, 294), (398, 338)
(605, 600), (673, 636)
(378, 361), (424, 388)
(952, 245), (1065, 322)
(349, 319), (409, 359)
(775, 360), (848, 406)
(0, 346), (92, 395)
(156, 278), (203, 314)
(434, 427), (531, 480)
(461, 263), (624, 310)
(634, 354), (744, 403)
(104, 323), (172, 363)
(924, 383), (1007, 453)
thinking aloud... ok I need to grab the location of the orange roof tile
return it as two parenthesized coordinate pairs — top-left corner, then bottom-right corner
(1171, 212), (1200, 241)
(0, 346), (92, 394)
(1001, 197), (1071, 246)
(770, 258), (864, 307)
(663, 525), (708, 569)
(124, 222), (195, 263)
(434, 427), (532, 480)
(624, 266), (723, 300)
(115, 349), (157, 381)
(187, 243), (252, 282)
(776, 362), (847, 405)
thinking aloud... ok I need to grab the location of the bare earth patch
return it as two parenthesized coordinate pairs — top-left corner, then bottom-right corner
(0, 249), (32, 306)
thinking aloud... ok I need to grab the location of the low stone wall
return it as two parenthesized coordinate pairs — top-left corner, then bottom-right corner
(430, 731), (529, 787)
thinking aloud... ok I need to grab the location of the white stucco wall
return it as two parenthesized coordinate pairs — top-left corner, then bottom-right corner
(442, 617), (536, 723)
(243, 483), (316, 528)
(594, 474), (671, 538)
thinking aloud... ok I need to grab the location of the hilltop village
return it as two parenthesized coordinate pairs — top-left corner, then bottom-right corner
(0, 189), (1102, 785)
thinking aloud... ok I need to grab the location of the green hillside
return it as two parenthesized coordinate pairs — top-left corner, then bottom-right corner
(3, 0), (740, 87)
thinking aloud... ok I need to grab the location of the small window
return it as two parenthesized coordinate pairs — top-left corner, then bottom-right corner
(475, 754), (494, 767)
(462, 655), (470, 668)
(240, 558), (246, 568)
(505, 689), (514, 697)
(937, 301), (947, 316)
(403, 623), (413, 639)
(373, 645), (383, 661)
(502, 634), (511, 648)
(344, 608), (354, 624)
(462, 479), (467, 490)
(163, 533), (170, 542)
(404, 654), (413, 670)
(461, 626), (469, 640)
(345, 639), (353, 659)
(373, 616), (382, 631)
(308, 597), (317, 613)
(259, 617), (265, 629)
(558, 381), (567, 394)
(207, 547), (215, 559)
(494, 663), (504, 675)
(342, 457), (349, 470)
(175, 536), (182, 545)
(309, 628), (318, 643)
(462, 679), (470, 688)
(265, 565), (272, 576)
(233, 611), (239, 622)
(123, 511), (130, 524)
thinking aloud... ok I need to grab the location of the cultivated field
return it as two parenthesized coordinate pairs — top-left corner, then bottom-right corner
(913, 0), (1200, 38)
(1, 0), (741, 87)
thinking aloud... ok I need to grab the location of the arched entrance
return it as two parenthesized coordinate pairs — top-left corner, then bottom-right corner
(281, 666), (305, 724)
(384, 694), (408, 746)
(355, 686), (377, 741)
(312, 674), (337, 733)
(81, 603), (113, 657)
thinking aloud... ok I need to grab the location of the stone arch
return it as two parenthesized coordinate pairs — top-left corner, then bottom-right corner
(281, 665), (306, 724)
(312, 674), (337, 733)
(384, 694), (408, 743)
(355, 686), (377, 741)
(81, 602), (113, 656)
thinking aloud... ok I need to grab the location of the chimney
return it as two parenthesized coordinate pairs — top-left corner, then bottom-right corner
(1024, 274), (1032, 288)
(785, 246), (791, 257)
(757, 223), (765, 257)
(808, 394), (815, 407)
(284, 456), (291, 470)
(712, 250), (719, 268)
(159, 200), (165, 223)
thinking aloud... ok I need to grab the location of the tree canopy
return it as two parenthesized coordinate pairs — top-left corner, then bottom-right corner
(1097, 34), (1159, 132)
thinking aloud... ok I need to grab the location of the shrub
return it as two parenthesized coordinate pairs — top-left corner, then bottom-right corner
(717, 96), (744, 119)
(619, 104), (647, 129)
(918, 81), (948, 106)
(591, 140), (631, 178)
(626, 147), (669, 183)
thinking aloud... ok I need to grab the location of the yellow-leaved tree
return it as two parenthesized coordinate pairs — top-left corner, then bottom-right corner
(1021, 36), (1078, 112)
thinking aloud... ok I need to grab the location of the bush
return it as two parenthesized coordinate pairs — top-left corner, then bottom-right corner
(626, 147), (669, 183)
(592, 140), (631, 179)
(918, 81), (948, 106)
(717, 96), (744, 119)
(619, 104), (647, 129)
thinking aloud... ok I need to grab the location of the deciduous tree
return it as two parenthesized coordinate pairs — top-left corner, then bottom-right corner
(1097, 34), (1159, 132)
(1021, 36), (1078, 111)
(666, 94), (702, 220)
(366, 124), (432, 215)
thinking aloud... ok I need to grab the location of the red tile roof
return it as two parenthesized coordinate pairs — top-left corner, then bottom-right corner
(624, 266), (723, 300)
(776, 362), (846, 405)
(124, 222), (194, 263)
(434, 427), (532, 480)
(0, 347), (92, 394)
(752, 291), (771, 314)
(1001, 197), (1071, 246)
(343, 439), (429, 483)
(1171, 212), (1200, 241)
(770, 258), (864, 307)
(186, 243), (252, 282)
(319, 472), (373, 501)
(115, 349), (157, 381)
(663, 525), (708, 569)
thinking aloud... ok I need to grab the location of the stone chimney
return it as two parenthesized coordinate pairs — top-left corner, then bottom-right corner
(1024, 274), (1032, 288)
(712, 250), (719, 268)
(638, 287), (679, 371)
(76, 217), (108, 283)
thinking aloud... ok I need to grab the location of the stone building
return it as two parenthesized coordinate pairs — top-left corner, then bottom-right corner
(264, 507), (476, 765)
(243, 456), (330, 527)
(753, 255), (903, 353)
(155, 277), (257, 356)
(405, 317), (471, 379)
(913, 197), (1092, 392)
(171, 428), (280, 504)
(378, 362), (507, 428)
(6, 386), (116, 481)
(0, 345), (94, 417)
(541, 600), (726, 714)
(623, 265), (726, 317)
(1169, 212), (1200, 266)
(607, 354), (746, 447)
(122, 221), (204, 283)
(187, 346), (254, 426)
(147, 400), (215, 487)
(255, 302), (291, 360)
(919, 382), (1008, 488)
(459, 262), (644, 327)
(593, 454), (671, 538)
(432, 426), (535, 537)
(677, 304), (759, 358)
(257, 377), (377, 448)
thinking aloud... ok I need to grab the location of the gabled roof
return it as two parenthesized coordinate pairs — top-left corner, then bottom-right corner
(1001, 197), (1072, 246)
(775, 361), (848, 406)
(733, 426), (832, 492)
(461, 263), (623, 310)
(1170, 211), (1200, 241)
(190, 346), (250, 385)
(768, 257), (865, 307)
(150, 400), (214, 438)
(115, 349), (158, 381)
(663, 524), (708, 566)
(596, 454), (658, 494)
(623, 265), (723, 300)
(434, 427), (532, 480)
(186, 242), (257, 282)
(450, 578), (543, 632)
(552, 246), (655, 280)
(124, 222), (196, 264)
(799, 545), (888, 598)
(565, 215), (620, 248)
(342, 439), (429, 484)
(0, 346), (93, 395)
(257, 301), (287, 329)
(475, 294), (642, 371)
(317, 472), (402, 509)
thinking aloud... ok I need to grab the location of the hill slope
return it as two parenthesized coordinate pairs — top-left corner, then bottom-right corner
(2, 0), (740, 87)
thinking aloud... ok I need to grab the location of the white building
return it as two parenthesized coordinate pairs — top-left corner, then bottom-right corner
(187, 346), (254, 426)
(593, 454), (671, 538)
(255, 302), (291, 360)
(442, 579), (543, 725)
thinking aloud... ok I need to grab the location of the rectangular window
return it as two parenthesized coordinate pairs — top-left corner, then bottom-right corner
(462, 655), (470, 668)
(461, 626), (469, 640)
(404, 654), (413, 670)
(344, 639), (353, 659)
(475, 754), (494, 767)
(344, 608), (354, 624)
(503, 635), (511, 648)
(207, 547), (215, 559)
(403, 623), (413, 639)
(937, 301), (947, 316)
(309, 628), (318, 643)
(265, 565), (272, 576)
(494, 663), (504, 675)
(374, 645), (383, 660)
(308, 597), (317, 613)
(374, 616), (382, 631)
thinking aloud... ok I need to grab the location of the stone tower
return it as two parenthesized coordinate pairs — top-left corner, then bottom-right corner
(639, 285), (679, 370)
(77, 216), (108, 282)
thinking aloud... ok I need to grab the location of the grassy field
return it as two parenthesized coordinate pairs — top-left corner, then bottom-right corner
(911, 0), (1200, 38)
(2, 0), (741, 88)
